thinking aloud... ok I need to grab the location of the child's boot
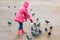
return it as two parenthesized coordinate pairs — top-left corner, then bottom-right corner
(21, 29), (26, 34)
(17, 30), (22, 36)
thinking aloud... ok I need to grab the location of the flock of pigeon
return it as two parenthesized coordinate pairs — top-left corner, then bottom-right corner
(25, 17), (53, 40)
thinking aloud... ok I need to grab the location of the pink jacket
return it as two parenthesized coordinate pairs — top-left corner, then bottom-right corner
(14, 1), (31, 23)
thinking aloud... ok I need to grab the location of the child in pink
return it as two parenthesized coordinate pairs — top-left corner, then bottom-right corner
(14, 1), (33, 35)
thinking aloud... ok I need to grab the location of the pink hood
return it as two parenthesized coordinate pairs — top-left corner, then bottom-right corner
(23, 1), (29, 8)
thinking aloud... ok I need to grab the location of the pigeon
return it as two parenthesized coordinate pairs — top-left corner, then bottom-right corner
(36, 18), (39, 22)
(33, 23), (36, 27)
(50, 26), (53, 30)
(14, 6), (16, 8)
(37, 23), (40, 27)
(31, 9), (33, 11)
(8, 21), (12, 26)
(38, 29), (42, 34)
(15, 12), (17, 15)
(32, 13), (35, 16)
(8, 6), (10, 8)
(31, 26), (34, 32)
(48, 32), (51, 36)
(45, 20), (50, 24)
(26, 34), (29, 40)
(45, 28), (48, 32)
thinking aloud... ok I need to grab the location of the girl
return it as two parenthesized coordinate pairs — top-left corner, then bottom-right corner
(14, 1), (33, 35)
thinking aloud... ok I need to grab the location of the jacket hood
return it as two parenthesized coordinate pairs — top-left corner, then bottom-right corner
(23, 1), (29, 8)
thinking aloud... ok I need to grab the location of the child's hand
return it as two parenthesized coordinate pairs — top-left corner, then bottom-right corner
(30, 19), (33, 23)
(25, 19), (27, 22)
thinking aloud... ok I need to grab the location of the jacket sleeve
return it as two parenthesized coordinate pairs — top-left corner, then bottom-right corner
(24, 9), (31, 19)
